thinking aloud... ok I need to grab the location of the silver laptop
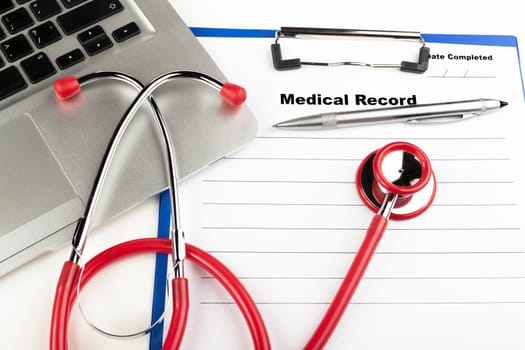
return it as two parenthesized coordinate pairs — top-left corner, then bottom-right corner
(0, 0), (257, 276)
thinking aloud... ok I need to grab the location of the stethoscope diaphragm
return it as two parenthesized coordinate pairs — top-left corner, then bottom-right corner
(356, 141), (436, 220)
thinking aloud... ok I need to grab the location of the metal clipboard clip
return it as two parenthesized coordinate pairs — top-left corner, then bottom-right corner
(271, 27), (430, 73)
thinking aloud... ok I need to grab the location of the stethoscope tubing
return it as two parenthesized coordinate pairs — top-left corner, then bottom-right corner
(50, 238), (271, 350)
(304, 214), (388, 350)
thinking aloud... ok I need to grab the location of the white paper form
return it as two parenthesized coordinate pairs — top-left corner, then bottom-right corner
(179, 33), (525, 349)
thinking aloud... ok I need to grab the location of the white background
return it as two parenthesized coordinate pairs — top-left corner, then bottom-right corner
(1, 1), (525, 349)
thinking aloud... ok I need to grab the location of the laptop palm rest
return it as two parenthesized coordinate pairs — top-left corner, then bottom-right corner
(0, 114), (84, 267)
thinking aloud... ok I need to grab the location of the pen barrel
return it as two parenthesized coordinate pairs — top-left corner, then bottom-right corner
(275, 99), (503, 130)
(333, 98), (501, 127)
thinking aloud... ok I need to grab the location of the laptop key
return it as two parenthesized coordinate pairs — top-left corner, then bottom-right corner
(57, 0), (123, 35)
(56, 47), (84, 69)
(82, 33), (112, 56)
(112, 21), (140, 42)
(1, 34), (33, 62)
(0, 66), (27, 100)
(78, 25), (113, 56)
(20, 52), (56, 83)
(60, 0), (87, 9)
(29, 0), (62, 21)
(1, 0), (14, 15)
(77, 24), (104, 44)
(29, 21), (61, 48)
(2, 7), (34, 34)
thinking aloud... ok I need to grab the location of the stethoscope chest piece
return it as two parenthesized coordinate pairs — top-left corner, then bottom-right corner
(356, 141), (436, 220)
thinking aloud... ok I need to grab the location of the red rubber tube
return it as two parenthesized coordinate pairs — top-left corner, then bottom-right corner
(50, 261), (81, 350)
(163, 278), (189, 350)
(304, 215), (388, 350)
(50, 238), (270, 350)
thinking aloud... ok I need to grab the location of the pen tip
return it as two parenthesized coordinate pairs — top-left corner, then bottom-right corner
(500, 100), (508, 108)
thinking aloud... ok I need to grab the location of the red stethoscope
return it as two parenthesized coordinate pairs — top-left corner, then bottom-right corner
(305, 141), (436, 349)
(49, 71), (436, 350)
(49, 71), (270, 350)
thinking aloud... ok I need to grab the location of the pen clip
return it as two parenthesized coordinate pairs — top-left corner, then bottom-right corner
(407, 113), (479, 124)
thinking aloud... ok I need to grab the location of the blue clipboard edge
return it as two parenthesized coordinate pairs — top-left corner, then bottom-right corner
(190, 27), (525, 100)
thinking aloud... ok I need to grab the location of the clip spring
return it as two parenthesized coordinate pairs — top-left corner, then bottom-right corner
(271, 27), (430, 73)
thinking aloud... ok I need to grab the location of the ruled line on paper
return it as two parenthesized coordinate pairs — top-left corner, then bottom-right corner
(201, 227), (520, 232)
(202, 202), (517, 207)
(200, 276), (525, 280)
(439, 181), (514, 184)
(200, 301), (525, 305)
(223, 156), (511, 162)
(205, 250), (523, 254)
(203, 203), (516, 207)
(253, 136), (508, 141)
(203, 180), (354, 184)
(427, 75), (498, 79)
(203, 179), (514, 184)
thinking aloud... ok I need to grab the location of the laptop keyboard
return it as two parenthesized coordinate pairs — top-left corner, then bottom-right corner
(0, 0), (141, 101)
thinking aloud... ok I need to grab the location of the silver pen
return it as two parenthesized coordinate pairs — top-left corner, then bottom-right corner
(273, 99), (508, 129)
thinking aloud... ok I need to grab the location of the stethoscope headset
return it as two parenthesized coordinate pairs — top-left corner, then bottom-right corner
(49, 70), (436, 350)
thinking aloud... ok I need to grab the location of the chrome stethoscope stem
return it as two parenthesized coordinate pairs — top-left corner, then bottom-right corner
(69, 71), (224, 279)
(70, 71), (157, 263)
(377, 193), (399, 219)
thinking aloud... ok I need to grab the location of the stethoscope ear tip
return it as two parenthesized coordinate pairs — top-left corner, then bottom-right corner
(54, 76), (81, 101)
(220, 82), (247, 106)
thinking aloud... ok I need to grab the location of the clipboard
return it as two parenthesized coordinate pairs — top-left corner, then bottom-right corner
(147, 27), (525, 349)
